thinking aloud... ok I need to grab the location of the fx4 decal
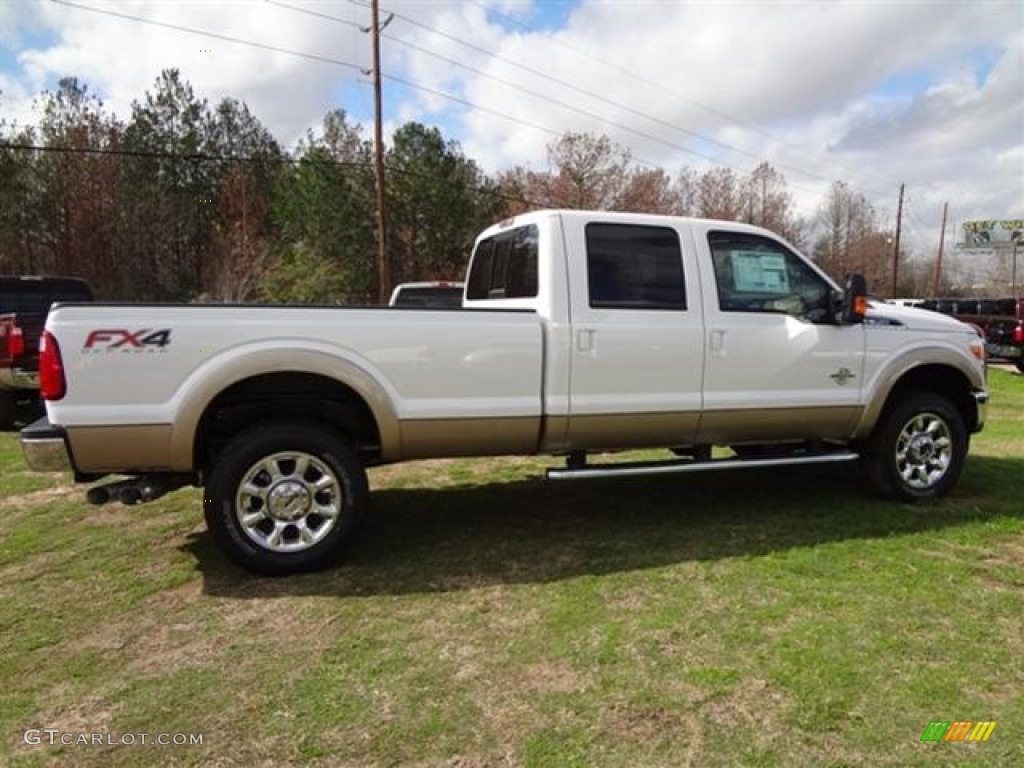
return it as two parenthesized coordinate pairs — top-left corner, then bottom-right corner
(83, 329), (172, 352)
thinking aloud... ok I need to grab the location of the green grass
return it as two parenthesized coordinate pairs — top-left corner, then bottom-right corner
(1, 369), (1022, 767)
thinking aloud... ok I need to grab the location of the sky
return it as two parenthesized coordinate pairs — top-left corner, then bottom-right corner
(0, 0), (1022, 269)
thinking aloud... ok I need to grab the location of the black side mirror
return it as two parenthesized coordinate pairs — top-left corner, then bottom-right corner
(841, 273), (868, 324)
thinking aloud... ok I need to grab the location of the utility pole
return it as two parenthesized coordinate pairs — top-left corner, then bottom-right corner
(891, 182), (904, 297)
(369, 0), (392, 304)
(933, 202), (948, 295)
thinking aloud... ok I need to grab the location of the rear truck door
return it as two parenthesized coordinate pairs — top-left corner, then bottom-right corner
(562, 215), (705, 451)
(692, 224), (865, 444)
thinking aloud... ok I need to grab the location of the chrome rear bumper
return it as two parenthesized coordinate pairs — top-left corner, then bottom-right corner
(20, 417), (72, 472)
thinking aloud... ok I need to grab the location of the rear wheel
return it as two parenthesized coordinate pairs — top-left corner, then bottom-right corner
(1016, 360), (1024, 374)
(204, 422), (369, 575)
(861, 391), (967, 501)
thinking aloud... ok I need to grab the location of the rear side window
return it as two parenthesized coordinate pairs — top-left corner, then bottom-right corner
(585, 223), (685, 310)
(466, 225), (539, 300)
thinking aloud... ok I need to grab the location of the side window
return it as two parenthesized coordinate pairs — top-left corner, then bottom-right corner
(585, 223), (685, 310)
(708, 231), (832, 322)
(466, 225), (539, 300)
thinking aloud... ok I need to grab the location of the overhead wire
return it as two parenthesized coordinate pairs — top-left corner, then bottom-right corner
(464, 0), (900, 198)
(272, 0), (830, 217)
(47, 0), (846, 222)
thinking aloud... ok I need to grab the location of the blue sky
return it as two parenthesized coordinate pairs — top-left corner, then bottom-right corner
(1, 0), (1021, 266)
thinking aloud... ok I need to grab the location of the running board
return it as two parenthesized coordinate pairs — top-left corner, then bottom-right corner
(546, 451), (859, 481)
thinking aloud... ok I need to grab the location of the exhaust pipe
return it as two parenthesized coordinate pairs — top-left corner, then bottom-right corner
(86, 474), (191, 506)
(86, 479), (137, 506)
(86, 485), (115, 505)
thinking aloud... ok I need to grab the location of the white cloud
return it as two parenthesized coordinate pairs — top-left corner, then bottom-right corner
(2, 0), (1021, 258)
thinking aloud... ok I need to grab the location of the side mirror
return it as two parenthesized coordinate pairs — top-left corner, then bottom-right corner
(841, 273), (869, 324)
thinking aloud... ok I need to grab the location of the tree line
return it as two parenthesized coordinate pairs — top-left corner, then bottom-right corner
(1, 70), (904, 303)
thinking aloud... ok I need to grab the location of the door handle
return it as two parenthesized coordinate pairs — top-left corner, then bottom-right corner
(710, 329), (726, 354)
(576, 329), (595, 352)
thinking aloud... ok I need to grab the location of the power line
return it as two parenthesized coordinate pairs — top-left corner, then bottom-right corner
(51, 0), (363, 73)
(320, 0), (839, 195)
(40, 0), (840, 221)
(51, 0), (569, 145)
(463, 0), (898, 198)
(52, 0), (843, 217)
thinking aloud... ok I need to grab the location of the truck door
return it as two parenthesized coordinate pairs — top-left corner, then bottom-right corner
(563, 219), (705, 450)
(695, 226), (865, 444)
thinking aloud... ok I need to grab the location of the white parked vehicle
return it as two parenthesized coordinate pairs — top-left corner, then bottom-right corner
(388, 281), (464, 308)
(22, 210), (989, 574)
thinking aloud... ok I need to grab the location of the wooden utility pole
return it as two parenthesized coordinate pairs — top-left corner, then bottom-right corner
(891, 183), (904, 296)
(933, 202), (948, 295)
(370, 0), (390, 303)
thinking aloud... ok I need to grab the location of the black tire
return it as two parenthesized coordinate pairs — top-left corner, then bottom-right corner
(0, 390), (16, 431)
(1015, 360), (1024, 374)
(203, 421), (369, 576)
(861, 391), (968, 501)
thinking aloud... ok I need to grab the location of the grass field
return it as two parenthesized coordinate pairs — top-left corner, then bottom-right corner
(2, 370), (1022, 767)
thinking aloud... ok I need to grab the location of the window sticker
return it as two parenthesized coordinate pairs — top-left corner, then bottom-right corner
(731, 251), (789, 293)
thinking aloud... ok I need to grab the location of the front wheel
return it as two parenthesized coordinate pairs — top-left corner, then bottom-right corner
(204, 422), (369, 576)
(861, 391), (968, 501)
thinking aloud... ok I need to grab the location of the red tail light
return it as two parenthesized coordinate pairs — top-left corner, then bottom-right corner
(1014, 324), (1024, 345)
(39, 331), (67, 401)
(10, 325), (24, 357)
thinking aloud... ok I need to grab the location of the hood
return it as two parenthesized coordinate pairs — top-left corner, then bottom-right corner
(865, 301), (977, 334)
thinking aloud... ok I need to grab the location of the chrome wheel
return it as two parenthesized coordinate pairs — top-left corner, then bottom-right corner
(894, 411), (952, 491)
(235, 451), (342, 553)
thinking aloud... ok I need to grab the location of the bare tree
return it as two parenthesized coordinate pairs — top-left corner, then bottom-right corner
(697, 167), (744, 220)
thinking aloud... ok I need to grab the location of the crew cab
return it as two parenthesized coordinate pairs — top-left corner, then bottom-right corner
(1, 276), (94, 429)
(21, 211), (988, 575)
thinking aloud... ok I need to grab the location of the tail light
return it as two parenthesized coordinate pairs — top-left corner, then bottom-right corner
(1014, 323), (1024, 345)
(10, 325), (25, 357)
(39, 331), (67, 401)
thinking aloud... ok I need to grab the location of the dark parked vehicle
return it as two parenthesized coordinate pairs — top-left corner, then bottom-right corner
(0, 276), (94, 428)
(919, 296), (1023, 372)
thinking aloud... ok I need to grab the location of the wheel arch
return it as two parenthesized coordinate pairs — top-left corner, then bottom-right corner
(192, 372), (387, 475)
(856, 361), (982, 440)
(167, 345), (402, 473)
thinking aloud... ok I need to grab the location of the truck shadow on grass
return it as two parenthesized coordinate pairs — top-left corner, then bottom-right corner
(182, 455), (1023, 598)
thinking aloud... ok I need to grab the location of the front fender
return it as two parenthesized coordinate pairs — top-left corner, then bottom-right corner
(853, 342), (986, 439)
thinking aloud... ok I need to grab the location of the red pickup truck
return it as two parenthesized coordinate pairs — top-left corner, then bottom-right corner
(917, 297), (1024, 372)
(1, 276), (94, 428)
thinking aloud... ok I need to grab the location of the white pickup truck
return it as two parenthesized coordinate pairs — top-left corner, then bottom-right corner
(22, 210), (989, 575)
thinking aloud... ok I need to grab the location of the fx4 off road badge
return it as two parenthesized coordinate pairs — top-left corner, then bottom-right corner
(830, 367), (856, 386)
(83, 329), (172, 353)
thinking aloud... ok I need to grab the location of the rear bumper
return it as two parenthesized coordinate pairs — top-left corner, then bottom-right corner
(20, 417), (73, 472)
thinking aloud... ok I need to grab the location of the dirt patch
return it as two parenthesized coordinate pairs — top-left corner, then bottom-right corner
(983, 533), (1024, 567)
(603, 701), (705, 767)
(0, 480), (78, 510)
(707, 677), (787, 731)
(519, 660), (585, 694)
